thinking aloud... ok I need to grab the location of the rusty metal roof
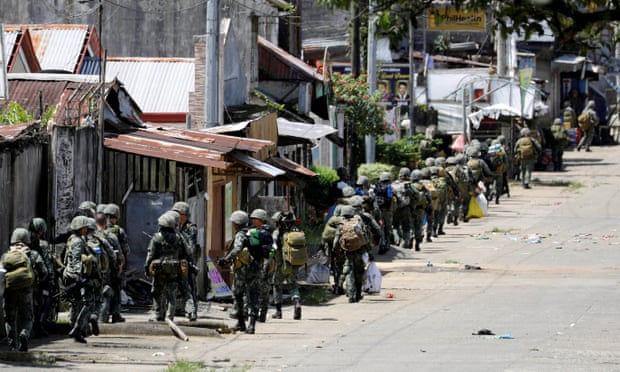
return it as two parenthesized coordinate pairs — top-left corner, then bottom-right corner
(0, 123), (35, 140)
(267, 156), (316, 177)
(258, 36), (324, 82)
(2, 74), (99, 127)
(105, 126), (277, 171)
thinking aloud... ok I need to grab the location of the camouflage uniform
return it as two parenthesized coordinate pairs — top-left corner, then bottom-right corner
(271, 212), (302, 320)
(63, 217), (97, 343)
(145, 212), (191, 321)
(334, 206), (370, 303)
(105, 206), (130, 323)
(410, 170), (430, 251)
(391, 169), (414, 249)
(217, 210), (263, 334)
(178, 221), (198, 321)
(3, 229), (47, 351)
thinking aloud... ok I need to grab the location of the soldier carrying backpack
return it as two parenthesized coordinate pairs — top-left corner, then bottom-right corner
(2, 228), (47, 352)
(514, 128), (542, 189)
(334, 206), (370, 303)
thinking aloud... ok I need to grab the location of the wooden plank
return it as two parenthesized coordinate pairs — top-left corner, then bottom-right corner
(168, 161), (176, 193)
(141, 156), (149, 191)
(149, 157), (157, 190)
(117, 152), (128, 204)
(157, 158), (166, 192)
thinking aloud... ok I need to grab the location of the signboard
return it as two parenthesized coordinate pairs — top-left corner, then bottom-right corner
(331, 63), (410, 106)
(427, 8), (486, 31)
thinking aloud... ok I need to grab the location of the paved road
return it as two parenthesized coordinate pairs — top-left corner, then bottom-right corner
(8, 147), (620, 371)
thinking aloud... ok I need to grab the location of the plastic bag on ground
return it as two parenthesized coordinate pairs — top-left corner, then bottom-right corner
(306, 263), (330, 284)
(363, 261), (382, 294)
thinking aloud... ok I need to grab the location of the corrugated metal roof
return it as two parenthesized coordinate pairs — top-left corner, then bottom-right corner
(6, 25), (89, 72)
(105, 58), (195, 113)
(266, 156), (316, 177)
(3, 74), (99, 126)
(230, 152), (285, 178)
(80, 56), (101, 75)
(0, 123), (34, 140)
(259, 36), (324, 82)
(3, 31), (18, 64)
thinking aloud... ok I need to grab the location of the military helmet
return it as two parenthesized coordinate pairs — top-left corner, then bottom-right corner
(103, 203), (121, 218)
(230, 210), (249, 226)
(86, 218), (97, 231)
(342, 186), (356, 197)
(553, 118), (562, 126)
(466, 146), (480, 158)
(349, 195), (364, 207)
(430, 166), (440, 176)
(172, 201), (190, 216)
(96, 204), (107, 214)
(446, 156), (457, 165)
(410, 169), (422, 181)
(420, 168), (431, 179)
(496, 135), (506, 145)
(455, 153), (465, 165)
(434, 157), (446, 167)
(29, 217), (47, 234)
(70, 216), (90, 231)
(356, 175), (369, 187)
(340, 205), (356, 218)
(479, 142), (488, 152)
(10, 228), (31, 245)
(78, 201), (96, 218)
(250, 208), (269, 222)
(158, 211), (179, 229)
(520, 127), (531, 137)
(398, 167), (411, 178)
(424, 157), (435, 167)
(379, 172), (392, 182)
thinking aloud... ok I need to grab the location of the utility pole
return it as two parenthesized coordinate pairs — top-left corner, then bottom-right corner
(366, 1), (377, 163)
(347, 2), (361, 179)
(408, 17), (416, 135)
(205, 0), (220, 128)
(97, 0), (105, 203)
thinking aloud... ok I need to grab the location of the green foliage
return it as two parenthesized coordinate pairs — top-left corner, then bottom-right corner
(41, 106), (56, 127)
(357, 162), (395, 184)
(0, 102), (34, 125)
(329, 72), (385, 136)
(302, 165), (339, 211)
(375, 134), (441, 169)
(165, 360), (204, 372)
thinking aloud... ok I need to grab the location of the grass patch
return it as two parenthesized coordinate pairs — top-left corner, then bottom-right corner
(487, 227), (516, 234)
(299, 285), (330, 305)
(165, 360), (204, 372)
(567, 181), (584, 191)
(444, 259), (459, 264)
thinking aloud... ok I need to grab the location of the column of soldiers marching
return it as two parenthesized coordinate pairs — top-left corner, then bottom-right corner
(322, 134), (511, 300)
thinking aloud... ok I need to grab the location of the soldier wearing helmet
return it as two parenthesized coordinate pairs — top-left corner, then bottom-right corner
(391, 167), (416, 249)
(103, 203), (129, 323)
(62, 216), (94, 344)
(374, 172), (394, 254)
(27, 218), (57, 338)
(144, 211), (192, 323)
(171, 201), (199, 322)
(249, 209), (277, 323)
(2, 228), (47, 351)
(218, 210), (261, 334)
(409, 169), (429, 251)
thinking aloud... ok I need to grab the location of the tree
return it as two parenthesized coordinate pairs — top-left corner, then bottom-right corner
(319, 0), (619, 53)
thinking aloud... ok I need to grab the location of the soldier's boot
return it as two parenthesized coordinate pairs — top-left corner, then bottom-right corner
(188, 312), (197, 321)
(453, 216), (459, 226)
(426, 233), (433, 243)
(258, 307), (267, 323)
(293, 298), (302, 320)
(272, 304), (282, 319)
(111, 313), (126, 323)
(69, 327), (87, 344)
(18, 332), (28, 352)
(234, 315), (246, 332)
(246, 316), (256, 334)
(438, 225), (446, 235)
(89, 314), (100, 336)
(415, 239), (421, 251)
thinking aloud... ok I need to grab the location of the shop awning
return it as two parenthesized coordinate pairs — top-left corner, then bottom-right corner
(266, 156), (316, 178)
(230, 151), (286, 178)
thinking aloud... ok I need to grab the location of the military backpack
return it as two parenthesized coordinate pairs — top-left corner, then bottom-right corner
(339, 215), (368, 251)
(282, 230), (307, 266)
(2, 247), (35, 290)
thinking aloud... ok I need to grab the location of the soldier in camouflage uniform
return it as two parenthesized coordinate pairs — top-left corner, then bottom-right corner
(3, 228), (47, 351)
(27, 217), (55, 337)
(104, 203), (128, 323)
(271, 211), (303, 320)
(430, 166), (449, 237)
(218, 211), (261, 334)
(95, 210), (122, 323)
(444, 157), (462, 226)
(246, 209), (276, 322)
(410, 170), (429, 251)
(334, 206), (369, 303)
(419, 168), (435, 243)
(145, 211), (192, 322)
(455, 153), (473, 222)
(63, 216), (97, 343)
(172, 201), (199, 321)
(391, 167), (414, 249)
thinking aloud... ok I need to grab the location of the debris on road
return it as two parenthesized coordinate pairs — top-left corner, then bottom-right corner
(464, 265), (482, 270)
(498, 334), (514, 339)
(472, 329), (495, 335)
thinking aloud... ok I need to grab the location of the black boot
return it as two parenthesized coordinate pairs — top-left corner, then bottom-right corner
(258, 307), (267, 323)
(293, 299), (302, 320)
(235, 315), (246, 332)
(272, 304), (282, 319)
(69, 327), (87, 344)
(111, 313), (125, 323)
(89, 315), (99, 336)
(415, 239), (421, 251)
(438, 225), (445, 235)
(18, 333), (28, 352)
(426, 233), (433, 243)
(246, 316), (256, 334)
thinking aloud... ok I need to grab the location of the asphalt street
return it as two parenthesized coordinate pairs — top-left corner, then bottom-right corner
(4, 146), (620, 371)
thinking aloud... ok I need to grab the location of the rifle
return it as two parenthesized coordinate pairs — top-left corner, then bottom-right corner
(55, 278), (88, 300)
